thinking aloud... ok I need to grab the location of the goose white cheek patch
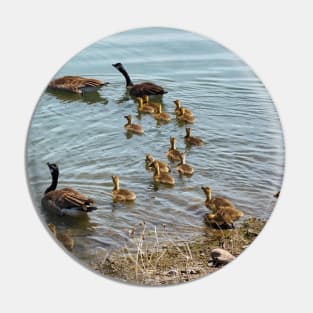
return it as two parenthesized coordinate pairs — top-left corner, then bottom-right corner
(26, 27), (285, 286)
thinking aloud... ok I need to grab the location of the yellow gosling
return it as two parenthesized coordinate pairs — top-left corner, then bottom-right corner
(112, 176), (136, 201)
(201, 187), (244, 228)
(146, 154), (170, 173)
(177, 108), (195, 123)
(124, 115), (144, 134)
(154, 104), (171, 122)
(184, 128), (204, 146)
(151, 160), (175, 185)
(176, 152), (194, 175)
(174, 100), (193, 116)
(137, 97), (155, 113)
(166, 137), (182, 161)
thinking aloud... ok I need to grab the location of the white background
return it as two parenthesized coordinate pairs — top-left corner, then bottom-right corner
(1, 0), (312, 312)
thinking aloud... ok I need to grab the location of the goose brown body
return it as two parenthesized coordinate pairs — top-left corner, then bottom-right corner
(124, 115), (144, 134)
(184, 128), (204, 146)
(166, 137), (182, 161)
(48, 223), (74, 251)
(146, 154), (170, 173)
(112, 176), (136, 201)
(150, 161), (175, 185)
(154, 104), (171, 122)
(41, 163), (97, 217)
(112, 63), (167, 97)
(176, 152), (194, 175)
(48, 76), (108, 94)
(202, 187), (244, 228)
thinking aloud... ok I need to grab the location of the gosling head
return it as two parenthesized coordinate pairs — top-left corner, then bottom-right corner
(174, 100), (181, 109)
(145, 154), (154, 165)
(124, 115), (133, 123)
(201, 186), (212, 196)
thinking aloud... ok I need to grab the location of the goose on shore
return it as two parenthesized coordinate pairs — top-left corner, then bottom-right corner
(201, 187), (244, 228)
(48, 76), (108, 94)
(41, 163), (97, 217)
(112, 63), (167, 97)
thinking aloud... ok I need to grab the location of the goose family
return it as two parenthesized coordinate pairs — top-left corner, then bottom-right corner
(43, 62), (248, 242)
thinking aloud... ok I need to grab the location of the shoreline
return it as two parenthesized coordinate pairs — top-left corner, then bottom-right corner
(91, 218), (265, 285)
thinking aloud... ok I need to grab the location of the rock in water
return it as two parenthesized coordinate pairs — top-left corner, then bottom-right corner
(210, 248), (235, 266)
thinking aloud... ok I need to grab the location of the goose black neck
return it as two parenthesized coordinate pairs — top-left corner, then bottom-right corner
(45, 171), (59, 194)
(118, 66), (134, 87)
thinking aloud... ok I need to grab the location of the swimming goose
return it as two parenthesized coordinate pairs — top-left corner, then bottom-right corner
(201, 187), (244, 228)
(184, 128), (204, 146)
(166, 137), (182, 161)
(154, 104), (171, 122)
(150, 161), (175, 185)
(176, 152), (194, 175)
(112, 176), (136, 201)
(41, 163), (97, 217)
(137, 97), (155, 114)
(48, 223), (74, 251)
(146, 154), (170, 173)
(48, 76), (108, 94)
(174, 100), (193, 116)
(112, 63), (167, 97)
(124, 115), (144, 134)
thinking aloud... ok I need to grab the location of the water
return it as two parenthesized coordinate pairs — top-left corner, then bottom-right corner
(26, 27), (284, 260)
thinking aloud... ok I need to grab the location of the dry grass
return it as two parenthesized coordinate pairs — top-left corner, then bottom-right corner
(91, 218), (265, 286)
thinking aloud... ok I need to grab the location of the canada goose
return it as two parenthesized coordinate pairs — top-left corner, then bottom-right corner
(41, 163), (97, 217)
(184, 128), (204, 146)
(137, 97), (155, 114)
(124, 115), (144, 134)
(112, 63), (167, 97)
(201, 187), (244, 228)
(146, 154), (170, 173)
(166, 137), (182, 161)
(154, 104), (171, 122)
(174, 100), (193, 116)
(150, 161), (175, 185)
(177, 108), (195, 123)
(112, 176), (136, 201)
(48, 223), (74, 252)
(48, 76), (108, 94)
(176, 152), (194, 175)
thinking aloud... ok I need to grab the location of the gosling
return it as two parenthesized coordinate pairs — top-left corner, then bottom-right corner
(112, 176), (136, 201)
(146, 154), (170, 173)
(137, 97), (155, 114)
(176, 152), (194, 175)
(154, 104), (171, 122)
(174, 100), (193, 116)
(201, 186), (244, 228)
(124, 115), (144, 134)
(150, 160), (175, 186)
(166, 137), (182, 161)
(184, 128), (204, 146)
(177, 108), (195, 123)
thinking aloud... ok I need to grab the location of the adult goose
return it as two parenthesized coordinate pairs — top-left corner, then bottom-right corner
(112, 63), (167, 97)
(41, 163), (97, 217)
(48, 76), (108, 94)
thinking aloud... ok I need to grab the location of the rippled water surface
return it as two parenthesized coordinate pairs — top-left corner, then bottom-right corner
(27, 28), (284, 260)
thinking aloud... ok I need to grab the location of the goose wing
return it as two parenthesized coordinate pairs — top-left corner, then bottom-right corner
(49, 76), (105, 91)
(130, 82), (167, 97)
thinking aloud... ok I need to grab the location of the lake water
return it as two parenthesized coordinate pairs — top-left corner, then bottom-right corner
(26, 27), (284, 260)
